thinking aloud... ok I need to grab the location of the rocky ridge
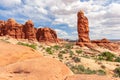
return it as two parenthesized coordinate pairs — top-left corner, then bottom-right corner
(0, 18), (59, 43)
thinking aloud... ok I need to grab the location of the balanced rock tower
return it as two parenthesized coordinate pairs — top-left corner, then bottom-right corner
(76, 10), (90, 46)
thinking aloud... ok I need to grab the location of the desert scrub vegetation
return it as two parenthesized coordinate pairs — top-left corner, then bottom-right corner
(52, 45), (61, 50)
(76, 50), (83, 55)
(70, 65), (106, 75)
(17, 42), (37, 49)
(70, 65), (96, 74)
(97, 51), (115, 61)
(72, 57), (81, 63)
(115, 57), (120, 62)
(114, 67), (120, 77)
(64, 43), (74, 49)
(45, 47), (53, 55)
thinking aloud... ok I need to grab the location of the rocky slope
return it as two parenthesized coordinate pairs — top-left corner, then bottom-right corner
(0, 41), (73, 80)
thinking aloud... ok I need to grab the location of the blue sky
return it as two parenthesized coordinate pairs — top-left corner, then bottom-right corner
(0, 0), (120, 40)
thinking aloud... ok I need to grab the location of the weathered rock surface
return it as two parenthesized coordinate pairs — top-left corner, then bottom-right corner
(0, 41), (73, 80)
(66, 74), (119, 80)
(92, 38), (119, 51)
(77, 10), (90, 42)
(0, 19), (24, 39)
(23, 20), (36, 40)
(36, 27), (59, 43)
(76, 11), (119, 51)
(0, 19), (59, 43)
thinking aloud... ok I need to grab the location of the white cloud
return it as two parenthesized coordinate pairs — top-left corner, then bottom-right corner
(0, 0), (119, 40)
(0, 0), (21, 8)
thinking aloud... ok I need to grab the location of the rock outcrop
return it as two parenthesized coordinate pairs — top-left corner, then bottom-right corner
(76, 10), (90, 47)
(23, 20), (36, 40)
(77, 10), (90, 42)
(36, 27), (59, 43)
(76, 11), (119, 51)
(0, 18), (59, 43)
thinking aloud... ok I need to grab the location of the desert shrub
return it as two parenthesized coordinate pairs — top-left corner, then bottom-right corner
(17, 42), (36, 49)
(76, 50), (82, 55)
(53, 45), (60, 50)
(84, 68), (96, 74)
(45, 47), (53, 54)
(71, 65), (85, 74)
(98, 52), (115, 61)
(72, 57), (81, 63)
(114, 67), (120, 77)
(71, 65), (96, 74)
(69, 50), (74, 57)
(115, 57), (120, 62)
(97, 70), (106, 75)
(59, 50), (66, 54)
(64, 43), (73, 49)
(58, 53), (63, 59)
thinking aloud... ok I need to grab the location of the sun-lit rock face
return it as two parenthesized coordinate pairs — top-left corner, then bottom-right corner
(23, 20), (36, 40)
(36, 27), (59, 43)
(0, 18), (24, 39)
(77, 10), (90, 42)
(0, 19), (59, 43)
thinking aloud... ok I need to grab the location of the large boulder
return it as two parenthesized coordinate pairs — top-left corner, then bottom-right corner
(36, 27), (59, 43)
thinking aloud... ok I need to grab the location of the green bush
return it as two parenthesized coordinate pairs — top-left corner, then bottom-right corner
(64, 43), (73, 49)
(59, 50), (66, 54)
(71, 65), (85, 74)
(114, 67), (120, 77)
(53, 45), (60, 50)
(76, 50), (82, 55)
(98, 52), (115, 61)
(69, 50), (74, 57)
(97, 70), (106, 75)
(17, 42), (36, 49)
(72, 57), (81, 63)
(58, 53), (63, 59)
(115, 57), (120, 62)
(71, 65), (96, 74)
(45, 47), (53, 55)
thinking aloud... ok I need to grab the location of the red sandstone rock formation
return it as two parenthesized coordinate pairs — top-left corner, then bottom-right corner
(0, 18), (59, 43)
(36, 27), (59, 43)
(76, 11), (119, 51)
(23, 20), (36, 40)
(1, 19), (24, 39)
(77, 10), (90, 42)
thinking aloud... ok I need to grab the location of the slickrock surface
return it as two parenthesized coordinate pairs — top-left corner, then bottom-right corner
(0, 41), (73, 80)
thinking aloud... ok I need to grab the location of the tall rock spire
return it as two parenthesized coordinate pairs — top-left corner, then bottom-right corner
(77, 10), (90, 42)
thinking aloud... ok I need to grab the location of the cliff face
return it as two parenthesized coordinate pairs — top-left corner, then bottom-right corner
(0, 18), (59, 43)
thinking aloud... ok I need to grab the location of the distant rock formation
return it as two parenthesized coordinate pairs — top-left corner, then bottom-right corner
(0, 18), (59, 43)
(77, 10), (90, 42)
(76, 10), (119, 51)
(36, 27), (59, 43)
(23, 20), (36, 40)
(76, 10), (90, 47)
